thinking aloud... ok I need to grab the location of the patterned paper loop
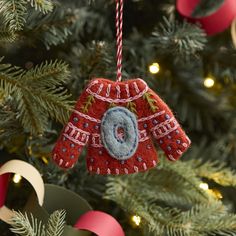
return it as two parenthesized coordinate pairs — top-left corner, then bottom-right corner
(0, 160), (44, 223)
(231, 18), (236, 48)
(75, 210), (125, 236)
(176, 0), (236, 35)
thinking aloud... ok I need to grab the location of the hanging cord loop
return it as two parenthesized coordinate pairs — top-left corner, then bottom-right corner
(116, 0), (124, 82)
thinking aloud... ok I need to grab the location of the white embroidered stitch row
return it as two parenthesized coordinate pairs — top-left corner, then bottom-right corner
(88, 160), (157, 174)
(90, 129), (150, 148)
(138, 110), (165, 122)
(73, 109), (165, 124)
(73, 110), (101, 123)
(66, 122), (90, 135)
(86, 86), (148, 103)
(53, 154), (74, 168)
(63, 134), (88, 146)
(64, 122), (89, 145)
(150, 117), (175, 132)
(152, 123), (180, 140)
(87, 78), (148, 98)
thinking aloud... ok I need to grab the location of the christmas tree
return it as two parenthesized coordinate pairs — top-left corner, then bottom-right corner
(1, 0), (236, 235)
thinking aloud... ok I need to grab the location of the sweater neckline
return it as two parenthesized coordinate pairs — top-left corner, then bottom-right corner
(86, 78), (148, 103)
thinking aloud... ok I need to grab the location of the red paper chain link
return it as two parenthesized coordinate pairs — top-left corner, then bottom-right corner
(116, 0), (123, 82)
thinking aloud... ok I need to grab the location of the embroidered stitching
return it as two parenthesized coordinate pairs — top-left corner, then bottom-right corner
(151, 117), (176, 132)
(138, 110), (165, 122)
(66, 122), (90, 135)
(116, 85), (121, 98)
(97, 84), (104, 94)
(133, 82), (140, 93)
(152, 123), (180, 139)
(63, 134), (88, 146)
(106, 84), (111, 97)
(100, 107), (138, 159)
(73, 110), (101, 123)
(86, 85), (148, 103)
(125, 84), (130, 97)
(74, 110), (165, 124)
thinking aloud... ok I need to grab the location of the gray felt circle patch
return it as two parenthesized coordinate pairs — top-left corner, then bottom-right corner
(101, 106), (138, 160)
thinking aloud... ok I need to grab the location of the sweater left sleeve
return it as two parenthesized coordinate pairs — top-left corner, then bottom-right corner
(52, 90), (91, 169)
(147, 89), (191, 161)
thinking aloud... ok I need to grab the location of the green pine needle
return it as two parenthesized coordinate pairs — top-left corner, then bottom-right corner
(27, 0), (53, 14)
(10, 210), (66, 236)
(0, 59), (73, 135)
(46, 210), (66, 236)
(0, 0), (27, 31)
(10, 211), (45, 236)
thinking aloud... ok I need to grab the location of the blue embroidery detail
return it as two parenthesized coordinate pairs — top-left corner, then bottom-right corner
(70, 155), (75, 159)
(165, 114), (170, 119)
(73, 117), (78, 122)
(137, 156), (142, 162)
(70, 143), (75, 148)
(152, 119), (158, 125)
(83, 123), (89, 128)
(62, 148), (67, 152)
(100, 106), (138, 160)
(94, 125), (99, 130)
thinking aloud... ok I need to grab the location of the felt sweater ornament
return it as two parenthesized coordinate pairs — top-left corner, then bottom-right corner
(52, 78), (191, 175)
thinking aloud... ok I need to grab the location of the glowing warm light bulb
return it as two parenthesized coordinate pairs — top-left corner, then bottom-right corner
(131, 215), (141, 226)
(199, 182), (209, 190)
(149, 62), (160, 74)
(204, 77), (215, 88)
(12, 174), (22, 184)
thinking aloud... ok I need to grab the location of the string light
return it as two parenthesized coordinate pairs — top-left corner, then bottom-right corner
(204, 76), (215, 88)
(12, 174), (22, 184)
(149, 62), (160, 74)
(199, 182), (209, 190)
(131, 215), (141, 226)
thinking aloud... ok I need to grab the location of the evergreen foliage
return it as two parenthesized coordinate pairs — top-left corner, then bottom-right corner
(1, 0), (236, 235)
(0, 58), (73, 136)
(9, 210), (66, 236)
(105, 156), (236, 235)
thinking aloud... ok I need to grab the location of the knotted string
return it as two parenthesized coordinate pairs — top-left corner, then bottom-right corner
(116, 0), (123, 82)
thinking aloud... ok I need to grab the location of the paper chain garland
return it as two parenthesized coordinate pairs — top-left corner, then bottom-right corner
(176, 0), (236, 35)
(0, 160), (125, 236)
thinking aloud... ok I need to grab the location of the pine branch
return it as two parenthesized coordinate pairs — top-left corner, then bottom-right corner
(46, 210), (66, 236)
(190, 160), (236, 187)
(0, 0), (27, 31)
(9, 210), (66, 236)
(0, 59), (72, 135)
(151, 17), (207, 59)
(27, 0), (53, 14)
(0, 27), (17, 42)
(25, 6), (75, 49)
(23, 60), (70, 86)
(10, 211), (45, 236)
(105, 157), (236, 235)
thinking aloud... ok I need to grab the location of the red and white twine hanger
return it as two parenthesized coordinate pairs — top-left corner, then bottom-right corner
(116, 0), (124, 82)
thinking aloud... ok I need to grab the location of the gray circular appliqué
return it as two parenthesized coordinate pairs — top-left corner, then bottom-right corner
(101, 106), (139, 160)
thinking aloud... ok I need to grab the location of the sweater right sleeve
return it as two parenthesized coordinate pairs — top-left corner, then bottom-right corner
(147, 89), (191, 161)
(52, 90), (91, 169)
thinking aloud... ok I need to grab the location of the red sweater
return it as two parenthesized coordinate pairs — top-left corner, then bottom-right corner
(52, 78), (191, 175)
